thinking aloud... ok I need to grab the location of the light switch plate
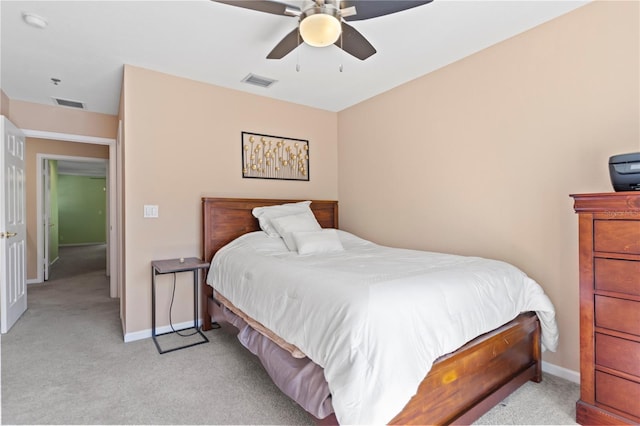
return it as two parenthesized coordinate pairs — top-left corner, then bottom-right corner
(144, 205), (159, 218)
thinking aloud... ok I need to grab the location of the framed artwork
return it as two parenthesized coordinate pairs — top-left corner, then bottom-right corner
(241, 131), (309, 181)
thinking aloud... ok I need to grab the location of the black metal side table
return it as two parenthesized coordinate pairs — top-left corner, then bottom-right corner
(151, 257), (210, 354)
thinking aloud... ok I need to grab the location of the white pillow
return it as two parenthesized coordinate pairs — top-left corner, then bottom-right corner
(270, 211), (322, 251)
(252, 201), (312, 238)
(293, 229), (344, 255)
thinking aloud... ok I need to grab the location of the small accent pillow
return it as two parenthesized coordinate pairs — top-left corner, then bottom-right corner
(252, 201), (312, 238)
(270, 211), (322, 251)
(293, 229), (344, 255)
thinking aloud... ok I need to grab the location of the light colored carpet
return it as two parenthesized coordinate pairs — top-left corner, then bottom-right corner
(475, 372), (579, 425)
(1, 244), (579, 425)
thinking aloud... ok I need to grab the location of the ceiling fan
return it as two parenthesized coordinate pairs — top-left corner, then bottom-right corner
(213, 0), (433, 60)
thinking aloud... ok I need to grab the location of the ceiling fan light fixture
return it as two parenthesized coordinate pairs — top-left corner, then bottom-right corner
(299, 10), (341, 48)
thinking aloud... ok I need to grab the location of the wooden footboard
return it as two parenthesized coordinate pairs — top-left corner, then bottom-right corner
(208, 285), (540, 425)
(390, 311), (541, 425)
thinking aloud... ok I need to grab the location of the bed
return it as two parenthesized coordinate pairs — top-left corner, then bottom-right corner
(200, 197), (558, 425)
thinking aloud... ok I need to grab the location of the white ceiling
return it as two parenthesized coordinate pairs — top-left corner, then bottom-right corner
(1, 0), (589, 116)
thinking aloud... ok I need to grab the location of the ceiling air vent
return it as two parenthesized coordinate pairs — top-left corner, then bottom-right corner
(242, 73), (277, 88)
(52, 97), (85, 109)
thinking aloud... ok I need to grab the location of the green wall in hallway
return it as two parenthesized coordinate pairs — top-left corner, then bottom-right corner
(58, 175), (106, 245)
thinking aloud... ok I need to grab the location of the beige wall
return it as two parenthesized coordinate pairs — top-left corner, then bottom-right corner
(121, 65), (338, 335)
(1, 90), (9, 117)
(24, 139), (109, 279)
(337, 0), (639, 374)
(9, 100), (117, 138)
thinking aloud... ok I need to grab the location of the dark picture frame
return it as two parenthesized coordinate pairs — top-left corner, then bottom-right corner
(241, 131), (309, 181)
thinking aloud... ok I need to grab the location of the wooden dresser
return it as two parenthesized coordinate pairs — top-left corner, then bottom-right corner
(571, 192), (640, 425)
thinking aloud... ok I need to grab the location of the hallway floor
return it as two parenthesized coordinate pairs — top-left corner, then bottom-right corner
(48, 244), (107, 281)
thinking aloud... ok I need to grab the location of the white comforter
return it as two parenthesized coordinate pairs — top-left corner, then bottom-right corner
(206, 230), (558, 425)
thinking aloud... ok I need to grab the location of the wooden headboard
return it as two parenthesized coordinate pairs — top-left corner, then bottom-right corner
(201, 197), (339, 264)
(200, 198), (338, 331)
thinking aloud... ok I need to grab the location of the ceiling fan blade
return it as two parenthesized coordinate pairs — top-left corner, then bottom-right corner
(212, 0), (290, 16)
(340, 0), (433, 21)
(267, 28), (302, 59)
(335, 22), (376, 60)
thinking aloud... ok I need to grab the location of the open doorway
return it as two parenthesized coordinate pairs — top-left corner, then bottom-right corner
(25, 129), (119, 300)
(40, 156), (108, 282)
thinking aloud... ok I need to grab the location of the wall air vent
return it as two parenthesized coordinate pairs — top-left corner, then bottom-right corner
(52, 97), (85, 109)
(242, 73), (277, 88)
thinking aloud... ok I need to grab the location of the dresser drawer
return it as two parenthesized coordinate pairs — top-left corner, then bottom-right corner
(595, 258), (640, 297)
(596, 333), (640, 377)
(595, 296), (640, 336)
(594, 220), (640, 254)
(595, 371), (640, 418)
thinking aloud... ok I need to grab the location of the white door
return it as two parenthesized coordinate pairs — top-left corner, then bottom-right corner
(1, 116), (27, 334)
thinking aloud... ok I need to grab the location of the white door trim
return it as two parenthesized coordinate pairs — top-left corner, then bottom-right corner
(22, 129), (114, 146)
(26, 129), (118, 299)
(43, 159), (50, 281)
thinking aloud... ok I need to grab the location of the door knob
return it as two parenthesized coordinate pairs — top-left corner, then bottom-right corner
(0, 231), (17, 239)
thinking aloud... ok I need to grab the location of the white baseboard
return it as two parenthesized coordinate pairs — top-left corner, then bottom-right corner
(124, 319), (203, 343)
(59, 242), (106, 247)
(26, 257), (59, 284)
(542, 361), (580, 383)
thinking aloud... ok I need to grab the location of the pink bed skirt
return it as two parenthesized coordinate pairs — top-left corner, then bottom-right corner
(210, 297), (334, 419)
